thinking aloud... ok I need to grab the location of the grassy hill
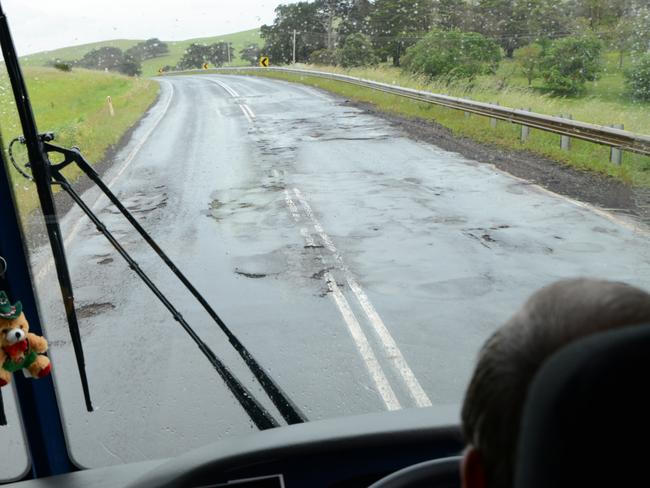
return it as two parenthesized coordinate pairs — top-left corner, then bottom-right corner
(19, 28), (262, 77)
(21, 39), (141, 67)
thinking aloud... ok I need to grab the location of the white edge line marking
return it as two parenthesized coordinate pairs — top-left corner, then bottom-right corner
(293, 187), (433, 408)
(35, 80), (175, 284)
(486, 162), (650, 235)
(324, 271), (401, 411)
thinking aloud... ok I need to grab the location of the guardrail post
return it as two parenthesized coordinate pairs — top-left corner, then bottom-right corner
(490, 103), (498, 128)
(464, 111), (470, 119)
(609, 124), (624, 165)
(520, 107), (531, 142)
(560, 114), (572, 151)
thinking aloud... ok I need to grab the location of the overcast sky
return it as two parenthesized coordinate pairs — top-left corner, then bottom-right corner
(1, 0), (296, 56)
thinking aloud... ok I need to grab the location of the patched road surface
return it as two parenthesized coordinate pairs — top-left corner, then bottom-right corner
(20, 74), (650, 467)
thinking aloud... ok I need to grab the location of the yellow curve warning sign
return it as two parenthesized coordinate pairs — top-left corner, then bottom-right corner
(259, 56), (269, 68)
(202, 62), (209, 70)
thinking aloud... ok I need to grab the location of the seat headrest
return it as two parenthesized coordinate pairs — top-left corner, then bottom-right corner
(514, 323), (650, 488)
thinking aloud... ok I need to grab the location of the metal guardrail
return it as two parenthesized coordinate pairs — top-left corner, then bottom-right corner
(164, 66), (650, 158)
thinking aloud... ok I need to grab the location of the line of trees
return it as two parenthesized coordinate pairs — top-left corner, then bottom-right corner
(259, 0), (650, 98)
(56, 38), (169, 76)
(175, 42), (235, 70)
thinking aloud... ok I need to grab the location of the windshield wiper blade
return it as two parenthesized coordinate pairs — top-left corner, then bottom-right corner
(0, 4), (93, 413)
(52, 172), (280, 430)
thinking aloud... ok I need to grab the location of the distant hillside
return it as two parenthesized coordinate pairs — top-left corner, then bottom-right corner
(20, 28), (262, 77)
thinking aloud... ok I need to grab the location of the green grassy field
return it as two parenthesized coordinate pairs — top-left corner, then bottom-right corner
(19, 28), (262, 77)
(216, 63), (650, 187)
(1, 67), (159, 215)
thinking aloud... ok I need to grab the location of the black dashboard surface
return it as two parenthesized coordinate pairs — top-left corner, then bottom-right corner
(7, 406), (462, 488)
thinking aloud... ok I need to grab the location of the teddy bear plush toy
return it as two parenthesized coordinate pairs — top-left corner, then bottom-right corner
(0, 291), (51, 387)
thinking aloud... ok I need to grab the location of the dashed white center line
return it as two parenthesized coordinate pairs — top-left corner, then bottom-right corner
(292, 188), (433, 408)
(239, 105), (253, 124)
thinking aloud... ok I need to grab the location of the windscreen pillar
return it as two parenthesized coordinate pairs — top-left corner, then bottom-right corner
(0, 142), (76, 478)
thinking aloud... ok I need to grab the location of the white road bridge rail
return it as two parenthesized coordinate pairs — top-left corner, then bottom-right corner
(164, 66), (650, 158)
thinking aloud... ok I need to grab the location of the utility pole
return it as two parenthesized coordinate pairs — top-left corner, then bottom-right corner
(292, 29), (297, 64)
(227, 42), (231, 64)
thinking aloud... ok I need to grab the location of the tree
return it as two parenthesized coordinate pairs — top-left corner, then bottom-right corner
(119, 54), (142, 76)
(568, 0), (626, 30)
(309, 48), (340, 65)
(75, 46), (141, 76)
(625, 53), (650, 101)
(475, 0), (521, 58)
(240, 44), (262, 66)
(370, 0), (434, 66)
(77, 47), (125, 71)
(125, 38), (169, 61)
(432, 0), (473, 31)
(540, 35), (602, 94)
(261, 2), (327, 64)
(514, 43), (543, 86)
(340, 33), (377, 67)
(176, 43), (212, 70)
(402, 29), (501, 80)
(337, 0), (373, 45)
(209, 42), (235, 67)
(629, 7), (650, 55)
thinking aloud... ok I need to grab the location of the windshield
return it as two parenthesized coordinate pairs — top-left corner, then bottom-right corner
(1, 0), (650, 478)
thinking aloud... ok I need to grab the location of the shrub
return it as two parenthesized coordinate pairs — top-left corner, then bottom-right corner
(540, 35), (602, 95)
(514, 43), (543, 86)
(625, 54), (650, 101)
(52, 62), (72, 72)
(401, 29), (501, 80)
(340, 33), (378, 68)
(309, 49), (339, 66)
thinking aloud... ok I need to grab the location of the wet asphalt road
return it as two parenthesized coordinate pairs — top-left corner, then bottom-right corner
(18, 74), (650, 468)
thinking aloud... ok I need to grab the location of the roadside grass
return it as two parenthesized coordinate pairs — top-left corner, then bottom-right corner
(0, 67), (159, 215)
(216, 64), (650, 188)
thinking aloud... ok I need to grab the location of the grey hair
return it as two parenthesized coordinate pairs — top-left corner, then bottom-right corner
(461, 278), (650, 488)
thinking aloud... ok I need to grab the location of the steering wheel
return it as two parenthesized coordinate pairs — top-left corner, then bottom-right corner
(368, 456), (461, 488)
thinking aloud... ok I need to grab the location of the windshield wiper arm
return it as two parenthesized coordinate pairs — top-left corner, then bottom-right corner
(52, 171), (280, 429)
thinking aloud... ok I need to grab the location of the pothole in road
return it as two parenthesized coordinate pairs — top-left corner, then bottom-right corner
(76, 302), (115, 319)
(234, 269), (267, 279)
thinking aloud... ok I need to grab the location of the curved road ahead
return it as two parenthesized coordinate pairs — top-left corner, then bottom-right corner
(21, 74), (650, 467)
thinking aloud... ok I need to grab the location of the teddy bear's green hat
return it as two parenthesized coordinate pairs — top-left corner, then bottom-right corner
(0, 291), (22, 320)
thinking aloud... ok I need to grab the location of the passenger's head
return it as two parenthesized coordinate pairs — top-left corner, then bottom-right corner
(460, 278), (650, 488)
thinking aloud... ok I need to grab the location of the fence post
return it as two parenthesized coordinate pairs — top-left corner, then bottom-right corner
(520, 107), (531, 142)
(560, 114), (572, 151)
(609, 124), (624, 165)
(106, 96), (114, 117)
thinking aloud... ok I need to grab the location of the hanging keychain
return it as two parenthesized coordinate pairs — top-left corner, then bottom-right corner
(0, 290), (51, 388)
